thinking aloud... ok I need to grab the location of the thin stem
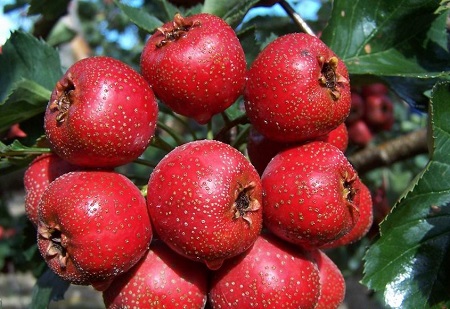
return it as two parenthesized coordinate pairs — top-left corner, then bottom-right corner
(206, 120), (214, 140)
(0, 147), (52, 158)
(214, 114), (250, 142)
(157, 121), (185, 145)
(150, 136), (175, 153)
(279, 0), (316, 36)
(132, 158), (157, 168)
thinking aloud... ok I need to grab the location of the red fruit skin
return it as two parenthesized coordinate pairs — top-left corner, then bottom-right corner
(261, 141), (361, 249)
(363, 94), (394, 132)
(209, 233), (321, 309)
(103, 240), (208, 308)
(37, 171), (152, 289)
(23, 153), (82, 226)
(140, 13), (247, 124)
(44, 56), (158, 168)
(317, 122), (348, 153)
(361, 82), (388, 98)
(311, 249), (346, 309)
(320, 180), (373, 248)
(244, 33), (351, 143)
(346, 92), (365, 125)
(146, 139), (263, 270)
(347, 119), (373, 147)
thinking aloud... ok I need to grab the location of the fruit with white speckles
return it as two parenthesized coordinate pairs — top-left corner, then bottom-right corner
(244, 33), (351, 143)
(208, 232), (321, 309)
(261, 141), (361, 249)
(321, 180), (373, 249)
(146, 139), (262, 270)
(103, 240), (208, 308)
(140, 13), (247, 124)
(44, 56), (159, 168)
(37, 170), (152, 290)
(311, 249), (346, 309)
(23, 153), (83, 226)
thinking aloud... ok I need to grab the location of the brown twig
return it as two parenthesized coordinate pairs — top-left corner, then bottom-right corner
(278, 0), (316, 36)
(348, 127), (429, 174)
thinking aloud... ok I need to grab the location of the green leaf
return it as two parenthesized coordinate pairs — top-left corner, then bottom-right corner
(30, 268), (71, 309)
(322, 0), (450, 78)
(0, 31), (62, 104)
(362, 81), (450, 309)
(0, 79), (51, 133)
(28, 0), (70, 20)
(202, 0), (259, 28)
(113, 0), (164, 33)
(46, 20), (77, 47)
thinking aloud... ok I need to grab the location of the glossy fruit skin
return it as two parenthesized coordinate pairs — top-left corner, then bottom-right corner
(44, 56), (158, 168)
(103, 240), (208, 308)
(311, 249), (346, 309)
(261, 141), (360, 249)
(24, 153), (82, 226)
(146, 139), (262, 270)
(140, 13), (247, 124)
(208, 233), (321, 309)
(244, 33), (351, 143)
(37, 171), (152, 289)
(247, 123), (348, 176)
(321, 180), (373, 249)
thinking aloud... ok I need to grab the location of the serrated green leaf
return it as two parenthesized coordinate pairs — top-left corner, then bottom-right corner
(113, 0), (164, 34)
(30, 268), (71, 309)
(202, 0), (259, 28)
(0, 79), (51, 133)
(0, 31), (62, 104)
(362, 81), (450, 309)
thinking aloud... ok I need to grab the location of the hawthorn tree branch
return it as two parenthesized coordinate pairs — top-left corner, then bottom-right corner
(279, 0), (316, 36)
(348, 127), (429, 174)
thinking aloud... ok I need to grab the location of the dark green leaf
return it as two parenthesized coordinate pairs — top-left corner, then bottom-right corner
(113, 0), (164, 34)
(30, 268), (71, 309)
(362, 81), (450, 309)
(28, 0), (70, 19)
(0, 79), (51, 133)
(0, 31), (62, 104)
(46, 21), (77, 47)
(202, 0), (259, 28)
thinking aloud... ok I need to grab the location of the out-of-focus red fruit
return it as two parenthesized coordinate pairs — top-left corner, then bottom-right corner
(311, 249), (346, 309)
(364, 94), (394, 132)
(347, 119), (373, 147)
(209, 233), (321, 309)
(103, 240), (208, 308)
(368, 184), (391, 238)
(4, 123), (27, 140)
(361, 83), (388, 98)
(321, 181), (373, 248)
(346, 92), (365, 125)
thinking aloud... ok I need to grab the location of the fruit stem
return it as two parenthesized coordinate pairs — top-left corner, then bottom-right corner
(150, 136), (175, 153)
(214, 114), (249, 143)
(132, 158), (157, 168)
(206, 120), (214, 140)
(157, 120), (185, 145)
(279, 0), (316, 36)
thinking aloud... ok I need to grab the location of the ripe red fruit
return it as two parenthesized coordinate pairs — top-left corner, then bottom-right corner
(23, 153), (82, 226)
(261, 141), (360, 249)
(146, 139), (262, 270)
(321, 181), (373, 249)
(347, 119), (373, 147)
(103, 240), (208, 308)
(363, 94), (394, 132)
(346, 92), (365, 124)
(37, 171), (152, 289)
(208, 233), (321, 309)
(140, 13), (247, 124)
(44, 56), (158, 168)
(361, 82), (388, 98)
(244, 33), (351, 143)
(317, 122), (348, 152)
(311, 249), (346, 309)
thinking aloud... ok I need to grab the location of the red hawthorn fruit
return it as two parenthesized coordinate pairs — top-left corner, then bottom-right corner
(103, 240), (208, 308)
(140, 13), (247, 124)
(37, 170), (152, 290)
(44, 56), (158, 168)
(311, 249), (346, 309)
(244, 33), (351, 143)
(368, 183), (391, 239)
(247, 123), (348, 176)
(346, 92), (365, 125)
(261, 141), (361, 249)
(146, 139), (263, 270)
(347, 119), (373, 147)
(320, 181), (373, 248)
(24, 153), (82, 226)
(363, 94), (394, 132)
(208, 233), (321, 309)
(361, 82), (388, 98)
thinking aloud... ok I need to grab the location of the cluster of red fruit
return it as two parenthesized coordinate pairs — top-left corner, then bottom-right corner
(346, 83), (394, 147)
(23, 13), (374, 308)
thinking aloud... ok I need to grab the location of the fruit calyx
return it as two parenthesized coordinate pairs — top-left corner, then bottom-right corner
(232, 182), (261, 225)
(49, 80), (75, 123)
(318, 56), (348, 100)
(341, 170), (360, 222)
(155, 13), (201, 48)
(38, 224), (69, 268)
